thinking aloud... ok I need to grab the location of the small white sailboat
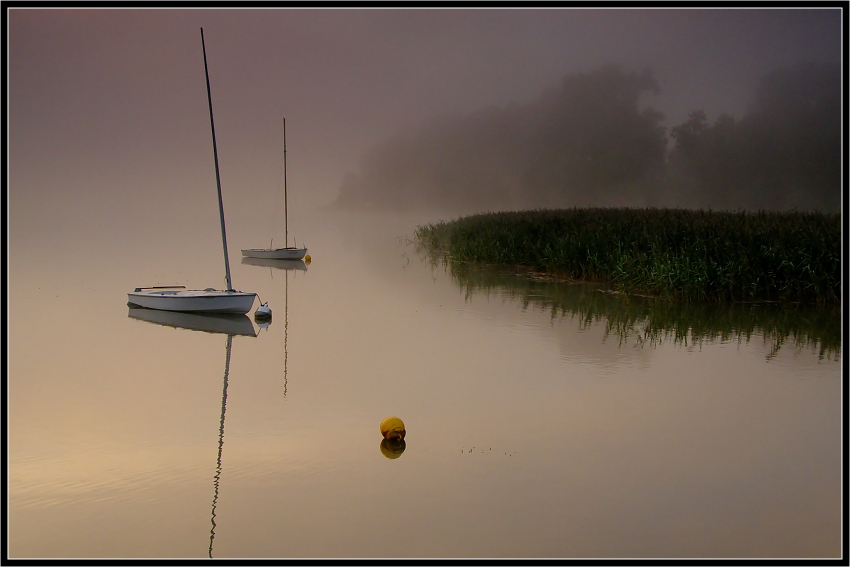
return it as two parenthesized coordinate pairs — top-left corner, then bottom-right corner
(128, 28), (257, 315)
(242, 117), (308, 261)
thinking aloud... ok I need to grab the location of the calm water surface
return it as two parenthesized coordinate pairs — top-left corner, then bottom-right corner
(8, 209), (842, 559)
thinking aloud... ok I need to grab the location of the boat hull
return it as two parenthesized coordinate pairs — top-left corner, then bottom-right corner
(127, 289), (257, 314)
(241, 247), (307, 260)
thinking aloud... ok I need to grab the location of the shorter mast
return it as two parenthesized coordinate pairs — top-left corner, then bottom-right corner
(201, 27), (234, 291)
(283, 117), (288, 249)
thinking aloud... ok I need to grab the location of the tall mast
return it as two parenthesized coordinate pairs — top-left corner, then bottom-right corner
(283, 117), (288, 248)
(200, 27), (234, 291)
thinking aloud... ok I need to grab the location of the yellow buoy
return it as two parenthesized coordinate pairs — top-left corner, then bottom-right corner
(304, 254), (311, 263)
(380, 416), (406, 440)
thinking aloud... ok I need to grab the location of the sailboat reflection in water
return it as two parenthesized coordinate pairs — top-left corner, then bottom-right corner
(241, 255), (305, 398)
(127, 306), (262, 557)
(126, 308), (258, 338)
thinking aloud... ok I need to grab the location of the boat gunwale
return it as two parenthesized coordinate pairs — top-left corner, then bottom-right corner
(128, 289), (256, 297)
(241, 247), (307, 252)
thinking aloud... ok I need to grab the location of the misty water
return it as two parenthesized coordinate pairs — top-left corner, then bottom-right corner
(8, 209), (841, 559)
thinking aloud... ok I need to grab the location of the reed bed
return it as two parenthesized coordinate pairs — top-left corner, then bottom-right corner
(415, 208), (841, 304)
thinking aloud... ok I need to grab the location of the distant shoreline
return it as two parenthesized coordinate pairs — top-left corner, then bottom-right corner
(414, 207), (840, 304)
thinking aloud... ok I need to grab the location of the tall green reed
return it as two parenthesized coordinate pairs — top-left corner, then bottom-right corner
(414, 208), (840, 304)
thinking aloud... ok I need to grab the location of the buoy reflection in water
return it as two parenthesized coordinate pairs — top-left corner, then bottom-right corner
(380, 438), (406, 459)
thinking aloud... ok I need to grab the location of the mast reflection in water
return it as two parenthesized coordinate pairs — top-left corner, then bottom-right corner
(209, 333), (233, 558)
(126, 307), (260, 557)
(241, 256), (306, 399)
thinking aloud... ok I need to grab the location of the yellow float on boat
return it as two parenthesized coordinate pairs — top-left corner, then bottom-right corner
(380, 416), (406, 440)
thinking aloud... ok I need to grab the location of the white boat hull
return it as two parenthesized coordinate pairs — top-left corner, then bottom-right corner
(127, 288), (257, 314)
(241, 247), (307, 260)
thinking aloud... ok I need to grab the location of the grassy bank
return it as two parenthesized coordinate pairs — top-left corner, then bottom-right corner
(414, 208), (840, 304)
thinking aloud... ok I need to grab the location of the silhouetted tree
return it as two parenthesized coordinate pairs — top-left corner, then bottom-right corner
(669, 110), (709, 153)
(522, 65), (668, 205)
(666, 62), (840, 211)
(335, 62), (839, 213)
(335, 65), (668, 211)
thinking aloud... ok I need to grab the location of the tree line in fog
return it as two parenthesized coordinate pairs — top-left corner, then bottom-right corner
(334, 62), (840, 212)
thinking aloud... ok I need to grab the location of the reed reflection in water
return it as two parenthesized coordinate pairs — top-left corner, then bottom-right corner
(428, 258), (841, 363)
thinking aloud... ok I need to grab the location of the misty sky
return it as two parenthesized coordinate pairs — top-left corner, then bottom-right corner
(8, 8), (842, 236)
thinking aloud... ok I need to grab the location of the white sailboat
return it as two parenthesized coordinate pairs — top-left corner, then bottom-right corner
(128, 28), (257, 315)
(242, 117), (308, 261)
